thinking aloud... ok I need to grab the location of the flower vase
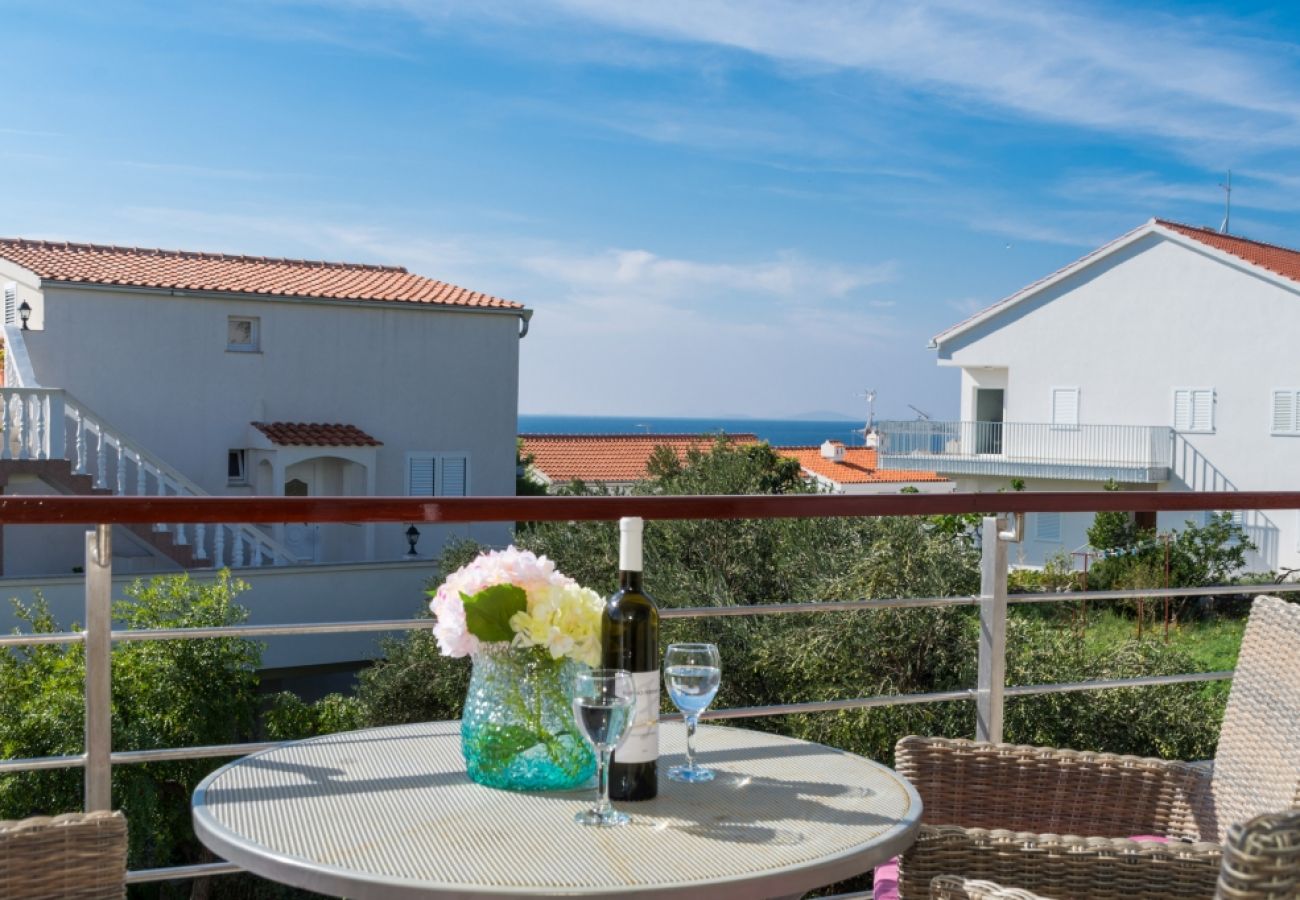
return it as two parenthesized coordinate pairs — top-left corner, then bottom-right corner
(460, 645), (595, 791)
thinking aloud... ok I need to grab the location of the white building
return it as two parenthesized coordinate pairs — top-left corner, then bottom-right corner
(0, 238), (529, 663)
(878, 218), (1300, 572)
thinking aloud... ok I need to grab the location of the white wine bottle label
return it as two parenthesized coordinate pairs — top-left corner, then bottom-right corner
(617, 670), (660, 763)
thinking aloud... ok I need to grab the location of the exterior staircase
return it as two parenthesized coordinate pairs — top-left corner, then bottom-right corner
(0, 325), (297, 569)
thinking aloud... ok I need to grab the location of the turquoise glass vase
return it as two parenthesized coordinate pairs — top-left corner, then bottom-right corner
(460, 644), (595, 791)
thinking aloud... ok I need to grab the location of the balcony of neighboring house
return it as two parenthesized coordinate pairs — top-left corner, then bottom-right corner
(875, 419), (1174, 483)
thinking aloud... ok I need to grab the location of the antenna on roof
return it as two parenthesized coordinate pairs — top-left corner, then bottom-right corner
(907, 404), (931, 421)
(1219, 170), (1232, 234)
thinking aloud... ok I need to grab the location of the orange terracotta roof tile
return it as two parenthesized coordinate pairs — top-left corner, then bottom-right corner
(520, 433), (758, 483)
(1157, 220), (1300, 285)
(0, 238), (523, 309)
(253, 421), (382, 447)
(776, 446), (948, 484)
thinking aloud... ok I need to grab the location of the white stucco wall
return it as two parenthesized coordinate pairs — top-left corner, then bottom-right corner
(15, 285), (521, 569)
(938, 232), (1300, 571)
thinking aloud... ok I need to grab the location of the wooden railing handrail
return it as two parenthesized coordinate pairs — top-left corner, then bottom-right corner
(0, 489), (1297, 525)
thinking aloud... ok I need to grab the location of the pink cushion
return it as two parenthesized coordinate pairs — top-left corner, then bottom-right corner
(871, 836), (1164, 899)
(873, 857), (899, 900)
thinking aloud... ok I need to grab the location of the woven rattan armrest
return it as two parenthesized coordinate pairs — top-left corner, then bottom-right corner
(900, 825), (1222, 900)
(895, 735), (1211, 838)
(0, 810), (127, 900)
(930, 875), (1057, 900)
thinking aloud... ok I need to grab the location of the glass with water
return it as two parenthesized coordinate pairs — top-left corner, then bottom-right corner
(571, 668), (636, 827)
(664, 642), (722, 783)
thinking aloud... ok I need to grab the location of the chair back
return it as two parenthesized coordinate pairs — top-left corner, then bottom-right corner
(0, 810), (127, 899)
(1216, 808), (1300, 899)
(1201, 596), (1300, 842)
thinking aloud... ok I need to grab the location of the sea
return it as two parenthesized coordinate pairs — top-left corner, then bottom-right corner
(517, 414), (869, 448)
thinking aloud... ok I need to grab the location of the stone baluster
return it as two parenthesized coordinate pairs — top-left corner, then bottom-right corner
(14, 395), (27, 460)
(135, 452), (146, 497)
(232, 532), (245, 567)
(252, 540), (264, 566)
(116, 445), (126, 495)
(1, 394), (11, 461)
(94, 427), (107, 488)
(33, 395), (46, 460)
(74, 409), (87, 473)
(194, 523), (208, 561)
(213, 526), (226, 568)
(154, 475), (169, 533)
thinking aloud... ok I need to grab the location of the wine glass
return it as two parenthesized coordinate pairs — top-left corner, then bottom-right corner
(664, 642), (722, 783)
(571, 668), (636, 827)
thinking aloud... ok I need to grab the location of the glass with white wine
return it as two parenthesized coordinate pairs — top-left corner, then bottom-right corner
(663, 642), (721, 783)
(571, 668), (636, 826)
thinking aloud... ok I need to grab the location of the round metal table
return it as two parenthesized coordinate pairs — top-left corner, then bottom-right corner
(192, 721), (921, 899)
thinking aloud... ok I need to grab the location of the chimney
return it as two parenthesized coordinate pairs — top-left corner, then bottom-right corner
(865, 429), (879, 450)
(820, 440), (845, 461)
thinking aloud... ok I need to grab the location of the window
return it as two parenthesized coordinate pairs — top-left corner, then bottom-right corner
(227, 316), (260, 352)
(227, 449), (247, 484)
(1173, 388), (1214, 433)
(1272, 390), (1300, 434)
(1035, 511), (1062, 542)
(406, 452), (470, 497)
(1050, 387), (1079, 428)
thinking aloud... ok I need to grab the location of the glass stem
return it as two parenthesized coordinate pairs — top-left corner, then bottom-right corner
(596, 748), (613, 816)
(685, 715), (698, 770)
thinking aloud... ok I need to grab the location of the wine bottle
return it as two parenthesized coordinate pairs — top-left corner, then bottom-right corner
(603, 516), (659, 800)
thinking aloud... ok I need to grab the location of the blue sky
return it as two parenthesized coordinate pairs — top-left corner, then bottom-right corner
(5, 1), (1300, 420)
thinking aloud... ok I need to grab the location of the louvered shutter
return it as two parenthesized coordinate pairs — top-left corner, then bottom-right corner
(1192, 389), (1214, 432)
(3, 285), (14, 325)
(408, 455), (436, 496)
(440, 456), (468, 497)
(1273, 391), (1299, 433)
(1051, 388), (1079, 427)
(1036, 512), (1062, 542)
(1174, 390), (1192, 430)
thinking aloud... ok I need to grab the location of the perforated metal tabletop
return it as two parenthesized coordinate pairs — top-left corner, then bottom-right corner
(192, 721), (921, 899)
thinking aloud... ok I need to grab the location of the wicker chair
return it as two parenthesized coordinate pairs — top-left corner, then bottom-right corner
(895, 594), (1300, 899)
(0, 810), (127, 899)
(927, 808), (1300, 900)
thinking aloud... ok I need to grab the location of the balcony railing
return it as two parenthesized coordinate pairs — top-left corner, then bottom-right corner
(877, 420), (1173, 482)
(1, 490), (1298, 888)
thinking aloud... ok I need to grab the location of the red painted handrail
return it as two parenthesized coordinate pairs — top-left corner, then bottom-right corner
(0, 490), (1295, 524)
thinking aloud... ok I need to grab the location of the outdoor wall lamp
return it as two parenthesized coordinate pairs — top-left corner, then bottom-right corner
(406, 525), (420, 557)
(18, 301), (30, 330)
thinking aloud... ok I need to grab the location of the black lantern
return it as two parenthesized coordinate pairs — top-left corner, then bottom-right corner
(405, 525), (420, 557)
(18, 301), (30, 330)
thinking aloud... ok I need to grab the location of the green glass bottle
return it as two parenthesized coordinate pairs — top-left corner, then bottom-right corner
(603, 516), (659, 800)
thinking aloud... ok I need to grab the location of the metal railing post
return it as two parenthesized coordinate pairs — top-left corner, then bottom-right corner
(976, 515), (1009, 743)
(84, 525), (112, 811)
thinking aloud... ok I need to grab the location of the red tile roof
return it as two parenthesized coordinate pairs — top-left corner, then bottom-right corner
(253, 422), (382, 447)
(777, 446), (948, 485)
(1158, 220), (1300, 286)
(520, 433), (758, 483)
(0, 238), (523, 309)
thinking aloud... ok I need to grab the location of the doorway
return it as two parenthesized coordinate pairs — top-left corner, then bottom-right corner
(975, 388), (1004, 454)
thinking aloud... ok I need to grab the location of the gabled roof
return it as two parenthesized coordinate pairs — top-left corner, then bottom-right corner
(931, 218), (1300, 349)
(520, 433), (758, 484)
(776, 446), (948, 485)
(0, 238), (524, 310)
(252, 422), (382, 447)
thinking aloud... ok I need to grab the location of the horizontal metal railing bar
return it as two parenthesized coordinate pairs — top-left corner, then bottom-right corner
(1, 490), (1299, 524)
(0, 753), (85, 773)
(0, 630), (86, 647)
(126, 861), (243, 884)
(113, 619), (438, 642)
(659, 596), (981, 618)
(690, 690), (977, 719)
(111, 741), (286, 765)
(1005, 670), (1233, 697)
(1009, 582), (1300, 603)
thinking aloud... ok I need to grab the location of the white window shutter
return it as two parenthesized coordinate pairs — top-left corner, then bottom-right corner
(408, 455), (435, 496)
(1174, 389), (1192, 430)
(1051, 388), (1079, 426)
(440, 456), (468, 497)
(3, 285), (14, 325)
(1273, 391), (1299, 433)
(1192, 389), (1214, 432)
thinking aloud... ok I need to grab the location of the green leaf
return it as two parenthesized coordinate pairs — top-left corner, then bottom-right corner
(461, 585), (527, 642)
(470, 724), (543, 765)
